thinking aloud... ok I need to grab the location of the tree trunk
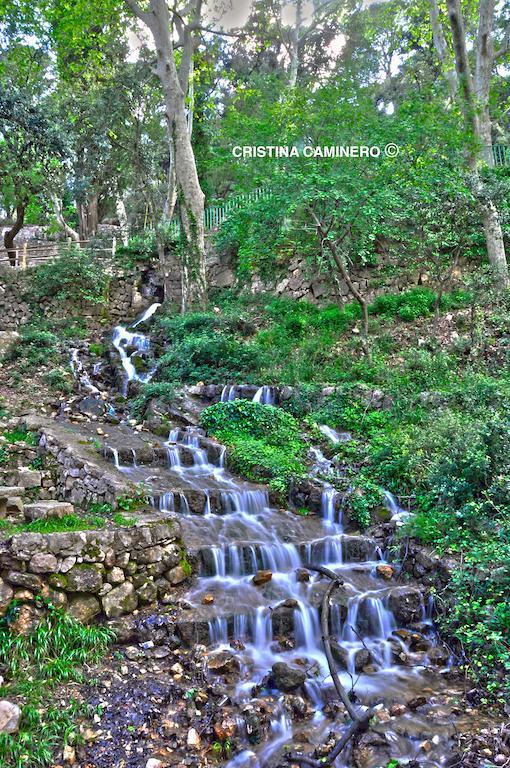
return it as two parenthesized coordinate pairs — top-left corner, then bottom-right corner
(3, 201), (27, 266)
(288, 0), (302, 87)
(51, 195), (80, 242)
(115, 196), (129, 246)
(124, 0), (207, 310)
(446, 0), (509, 288)
(429, 0), (458, 97)
(78, 194), (99, 241)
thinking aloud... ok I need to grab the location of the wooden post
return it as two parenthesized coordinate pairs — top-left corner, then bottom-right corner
(21, 242), (27, 270)
(112, 236), (117, 258)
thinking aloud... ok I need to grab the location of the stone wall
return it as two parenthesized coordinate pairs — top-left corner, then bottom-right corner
(0, 518), (183, 623)
(0, 266), (160, 332)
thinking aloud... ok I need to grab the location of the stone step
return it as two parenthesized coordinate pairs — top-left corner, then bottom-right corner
(195, 534), (380, 577)
(23, 500), (74, 522)
(0, 486), (25, 498)
(102, 437), (224, 469)
(176, 581), (425, 648)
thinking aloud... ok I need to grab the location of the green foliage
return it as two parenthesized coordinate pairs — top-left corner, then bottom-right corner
(370, 287), (471, 322)
(200, 400), (307, 492)
(0, 601), (113, 768)
(43, 367), (73, 394)
(131, 382), (175, 418)
(3, 328), (59, 371)
(157, 332), (262, 385)
(1, 428), (38, 445)
(27, 247), (108, 306)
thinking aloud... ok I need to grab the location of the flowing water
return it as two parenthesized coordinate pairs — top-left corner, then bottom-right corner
(112, 302), (161, 394)
(96, 314), (476, 767)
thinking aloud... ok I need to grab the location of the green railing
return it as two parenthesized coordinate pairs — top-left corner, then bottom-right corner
(168, 186), (271, 237)
(486, 144), (510, 167)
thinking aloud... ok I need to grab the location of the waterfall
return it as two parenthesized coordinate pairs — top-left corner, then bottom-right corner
(111, 302), (161, 394)
(253, 386), (275, 405)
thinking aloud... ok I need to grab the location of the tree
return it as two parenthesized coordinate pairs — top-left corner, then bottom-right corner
(0, 88), (65, 264)
(437, 0), (509, 287)
(124, 0), (207, 309)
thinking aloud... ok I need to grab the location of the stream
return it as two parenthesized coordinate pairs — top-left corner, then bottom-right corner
(69, 304), (481, 768)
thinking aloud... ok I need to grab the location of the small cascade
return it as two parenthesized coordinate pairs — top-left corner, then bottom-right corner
(111, 302), (161, 395)
(69, 348), (100, 394)
(320, 486), (341, 526)
(318, 424), (346, 443)
(221, 385), (238, 402)
(383, 490), (412, 526)
(253, 385), (275, 405)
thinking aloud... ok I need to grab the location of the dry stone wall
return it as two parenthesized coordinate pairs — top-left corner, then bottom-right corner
(0, 518), (183, 623)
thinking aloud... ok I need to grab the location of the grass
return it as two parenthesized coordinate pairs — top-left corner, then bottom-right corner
(0, 600), (113, 768)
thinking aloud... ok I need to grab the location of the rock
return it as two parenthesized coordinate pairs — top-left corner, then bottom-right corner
(407, 696), (427, 711)
(271, 662), (306, 692)
(207, 651), (240, 680)
(17, 469), (43, 488)
(271, 600), (298, 637)
(187, 728), (201, 748)
(0, 700), (21, 734)
(77, 397), (106, 418)
(330, 640), (371, 672)
(5, 571), (42, 591)
(376, 564), (394, 580)
(107, 567), (125, 585)
(295, 568), (310, 582)
(101, 581), (138, 618)
(146, 760), (165, 768)
(68, 595), (101, 624)
(427, 646), (450, 666)
(252, 569), (272, 586)
(213, 717), (237, 741)
(0, 579), (14, 616)
(387, 587), (424, 624)
(63, 745), (76, 764)
(164, 565), (188, 585)
(389, 703), (406, 717)
(65, 565), (102, 593)
(29, 552), (58, 574)
(24, 500), (74, 521)
(202, 594), (214, 605)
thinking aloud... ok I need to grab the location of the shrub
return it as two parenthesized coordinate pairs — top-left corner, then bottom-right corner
(28, 246), (108, 305)
(200, 400), (307, 492)
(131, 382), (176, 418)
(157, 333), (262, 384)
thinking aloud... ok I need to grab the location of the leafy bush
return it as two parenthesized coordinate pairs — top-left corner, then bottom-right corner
(28, 246), (108, 305)
(131, 382), (176, 418)
(200, 400), (307, 492)
(157, 333), (262, 384)
(3, 327), (59, 370)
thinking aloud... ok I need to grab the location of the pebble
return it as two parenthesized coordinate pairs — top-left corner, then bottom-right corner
(63, 745), (76, 764)
(187, 728), (201, 748)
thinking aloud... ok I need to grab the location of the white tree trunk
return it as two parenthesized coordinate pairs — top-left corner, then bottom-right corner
(429, 0), (458, 97)
(124, 0), (207, 309)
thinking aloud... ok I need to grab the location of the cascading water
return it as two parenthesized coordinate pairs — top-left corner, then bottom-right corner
(97, 350), (466, 766)
(252, 385), (275, 405)
(112, 302), (161, 395)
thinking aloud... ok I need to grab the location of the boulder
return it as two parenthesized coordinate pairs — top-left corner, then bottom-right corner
(24, 500), (74, 522)
(0, 700), (21, 734)
(252, 570), (272, 586)
(165, 565), (188, 586)
(65, 565), (102, 593)
(387, 587), (424, 625)
(271, 662), (306, 692)
(102, 581), (138, 618)
(0, 579), (13, 616)
(330, 640), (371, 672)
(376, 564), (394, 580)
(68, 595), (101, 624)
(207, 651), (240, 681)
(29, 553), (58, 574)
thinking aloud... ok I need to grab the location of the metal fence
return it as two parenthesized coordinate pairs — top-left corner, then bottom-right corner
(0, 239), (116, 269)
